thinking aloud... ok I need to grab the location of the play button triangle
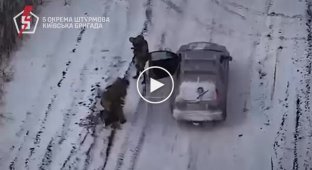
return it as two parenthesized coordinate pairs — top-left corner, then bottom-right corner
(150, 78), (164, 93)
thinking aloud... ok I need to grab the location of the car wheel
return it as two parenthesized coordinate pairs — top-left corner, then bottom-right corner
(221, 103), (227, 121)
(170, 102), (173, 113)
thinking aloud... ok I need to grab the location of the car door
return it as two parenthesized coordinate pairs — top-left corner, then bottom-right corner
(148, 51), (181, 80)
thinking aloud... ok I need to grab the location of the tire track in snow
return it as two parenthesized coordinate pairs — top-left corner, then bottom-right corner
(61, 57), (128, 169)
(255, 23), (276, 126)
(300, 1), (312, 167)
(293, 96), (302, 170)
(111, 100), (148, 170)
(264, 0), (303, 20)
(25, 22), (90, 169)
(210, 0), (246, 20)
(9, 144), (23, 170)
(160, 0), (234, 41)
(57, 61), (72, 87)
(268, 12), (304, 20)
(60, 132), (90, 170)
(141, 0), (153, 34)
(269, 1), (310, 167)
(69, 1), (121, 167)
(104, 1), (164, 168)
(225, 0), (302, 20)
(127, 130), (145, 170)
(12, 15), (90, 169)
(273, 82), (290, 170)
(271, 157), (274, 170)
(58, 27), (86, 88)
(160, 0), (183, 14)
(24, 94), (57, 169)
(39, 137), (54, 170)
(81, 85), (113, 170)
(243, 40), (260, 113)
(99, 72), (146, 170)
(9, 96), (56, 170)
(102, 129), (117, 169)
(158, 32), (166, 50)
(225, 1), (265, 16)
(33, 95), (57, 147)
(100, 0), (154, 167)
(60, 143), (79, 170)
(270, 27), (285, 102)
(264, 0), (273, 15)
(7, 24), (88, 169)
(41, 82), (99, 170)
(63, 85), (104, 169)
(9, 123), (32, 169)
(61, 89), (98, 170)
(40, 4), (122, 164)
(71, 26), (87, 53)
(288, 2), (312, 169)
(156, 0), (189, 49)
(7, 1), (110, 169)
(78, 2), (138, 165)
(83, 126), (97, 170)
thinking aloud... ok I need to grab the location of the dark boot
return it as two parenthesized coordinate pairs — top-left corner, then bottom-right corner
(141, 73), (146, 84)
(120, 118), (127, 124)
(111, 122), (121, 129)
(133, 70), (139, 79)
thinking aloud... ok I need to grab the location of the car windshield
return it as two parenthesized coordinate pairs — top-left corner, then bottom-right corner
(182, 51), (219, 81)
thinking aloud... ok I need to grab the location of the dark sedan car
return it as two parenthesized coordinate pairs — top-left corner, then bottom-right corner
(172, 42), (232, 121)
(145, 42), (232, 122)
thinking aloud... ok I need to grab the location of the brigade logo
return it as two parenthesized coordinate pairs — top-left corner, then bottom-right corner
(13, 5), (39, 37)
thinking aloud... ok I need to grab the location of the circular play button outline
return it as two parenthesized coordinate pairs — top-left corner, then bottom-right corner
(136, 66), (174, 104)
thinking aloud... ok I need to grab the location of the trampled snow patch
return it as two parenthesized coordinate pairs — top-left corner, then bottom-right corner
(123, 70), (142, 118)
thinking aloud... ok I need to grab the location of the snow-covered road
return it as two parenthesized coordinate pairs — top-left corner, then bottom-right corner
(0, 0), (311, 169)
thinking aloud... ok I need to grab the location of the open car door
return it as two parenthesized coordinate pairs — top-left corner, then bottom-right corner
(148, 51), (181, 80)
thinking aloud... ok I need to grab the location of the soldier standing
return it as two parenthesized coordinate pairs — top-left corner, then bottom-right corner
(129, 35), (150, 83)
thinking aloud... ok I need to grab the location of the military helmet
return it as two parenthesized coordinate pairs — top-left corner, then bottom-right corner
(137, 34), (144, 40)
(129, 37), (135, 43)
(122, 77), (130, 86)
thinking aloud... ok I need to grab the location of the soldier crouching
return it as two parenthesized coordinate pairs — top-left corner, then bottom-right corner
(100, 77), (129, 128)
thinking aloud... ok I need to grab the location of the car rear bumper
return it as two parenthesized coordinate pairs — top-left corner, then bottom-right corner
(173, 109), (224, 121)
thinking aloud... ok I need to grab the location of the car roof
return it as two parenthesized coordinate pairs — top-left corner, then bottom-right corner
(178, 42), (229, 55)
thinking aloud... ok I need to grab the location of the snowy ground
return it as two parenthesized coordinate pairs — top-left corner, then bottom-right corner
(0, 0), (311, 170)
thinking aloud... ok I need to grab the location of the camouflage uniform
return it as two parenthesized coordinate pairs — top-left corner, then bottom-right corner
(100, 78), (129, 127)
(129, 35), (150, 81)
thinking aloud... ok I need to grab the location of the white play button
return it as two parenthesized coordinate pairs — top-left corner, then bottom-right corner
(150, 78), (164, 93)
(136, 66), (174, 104)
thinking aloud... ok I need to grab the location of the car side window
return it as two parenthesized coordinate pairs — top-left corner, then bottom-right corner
(218, 56), (226, 82)
(150, 51), (174, 61)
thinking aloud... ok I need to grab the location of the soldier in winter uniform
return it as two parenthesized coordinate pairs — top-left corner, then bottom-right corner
(129, 35), (150, 83)
(100, 77), (129, 128)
